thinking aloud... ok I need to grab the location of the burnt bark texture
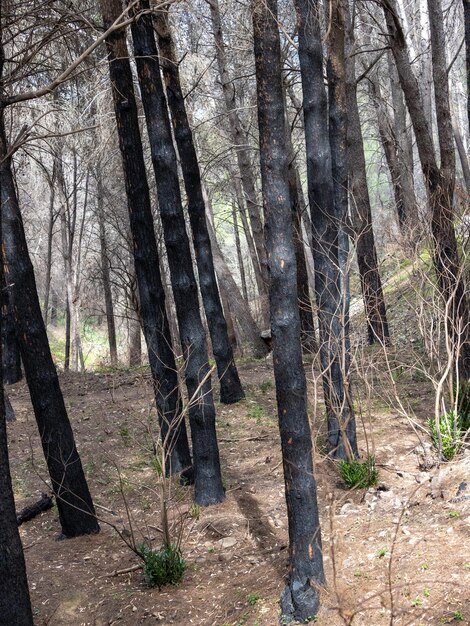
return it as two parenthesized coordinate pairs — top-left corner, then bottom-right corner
(2, 281), (21, 385)
(0, 358), (33, 625)
(128, 1), (225, 505)
(294, 0), (358, 459)
(99, 0), (193, 481)
(209, 0), (270, 326)
(345, 4), (390, 346)
(384, 0), (470, 379)
(253, 0), (325, 620)
(0, 114), (99, 538)
(154, 7), (244, 404)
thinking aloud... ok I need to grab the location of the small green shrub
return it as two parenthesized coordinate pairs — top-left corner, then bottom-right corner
(138, 543), (185, 588)
(248, 591), (261, 606)
(339, 455), (378, 489)
(248, 404), (265, 423)
(259, 380), (273, 394)
(429, 411), (464, 461)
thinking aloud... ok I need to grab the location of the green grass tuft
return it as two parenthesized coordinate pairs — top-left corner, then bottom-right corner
(339, 455), (378, 489)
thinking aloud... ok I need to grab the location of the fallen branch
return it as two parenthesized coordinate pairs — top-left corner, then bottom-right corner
(17, 493), (54, 525)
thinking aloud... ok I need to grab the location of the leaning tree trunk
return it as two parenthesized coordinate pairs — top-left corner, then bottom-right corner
(127, 1), (225, 505)
(384, 0), (470, 379)
(0, 114), (99, 538)
(209, 0), (270, 326)
(345, 5), (390, 346)
(154, 7), (244, 404)
(252, 0), (325, 621)
(294, 0), (358, 459)
(99, 0), (193, 481)
(206, 217), (268, 358)
(232, 201), (249, 303)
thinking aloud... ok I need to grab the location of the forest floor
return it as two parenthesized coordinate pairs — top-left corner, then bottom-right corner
(7, 268), (470, 626)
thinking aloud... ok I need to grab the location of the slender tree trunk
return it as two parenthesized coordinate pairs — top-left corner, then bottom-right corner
(0, 115), (99, 538)
(50, 290), (58, 327)
(454, 127), (470, 194)
(126, 1), (224, 504)
(294, 0), (358, 459)
(252, 1), (324, 620)
(100, 0), (193, 480)
(465, 0), (470, 131)
(43, 174), (56, 327)
(97, 173), (118, 367)
(0, 358), (33, 625)
(345, 5), (390, 346)
(209, 0), (270, 326)
(232, 201), (249, 303)
(206, 217), (268, 358)
(154, 8), (244, 404)
(384, 0), (470, 378)
(2, 282), (21, 385)
(388, 53), (418, 233)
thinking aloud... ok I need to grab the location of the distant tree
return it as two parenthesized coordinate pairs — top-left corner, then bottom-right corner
(253, 0), (325, 620)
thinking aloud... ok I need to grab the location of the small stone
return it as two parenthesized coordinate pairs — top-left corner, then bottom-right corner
(219, 536), (237, 549)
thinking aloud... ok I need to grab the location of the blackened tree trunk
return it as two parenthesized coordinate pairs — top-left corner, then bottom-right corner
(0, 357), (33, 626)
(384, 0), (470, 379)
(464, 0), (470, 130)
(294, 0), (358, 459)
(127, 2), (225, 504)
(345, 4), (390, 346)
(2, 283), (21, 385)
(253, 0), (325, 620)
(0, 115), (99, 538)
(96, 172), (118, 368)
(209, 0), (270, 326)
(99, 0), (193, 480)
(153, 7), (244, 404)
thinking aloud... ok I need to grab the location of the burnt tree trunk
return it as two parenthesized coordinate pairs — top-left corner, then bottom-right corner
(294, 0), (358, 459)
(253, 0), (325, 620)
(0, 336), (33, 624)
(154, 8), (244, 404)
(99, 0), (194, 481)
(2, 282), (21, 385)
(128, 3), (225, 504)
(345, 6), (390, 346)
(0, 115), (99, 538)
(232, 201), (249, 303)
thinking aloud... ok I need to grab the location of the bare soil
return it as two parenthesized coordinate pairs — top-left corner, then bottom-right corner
(7, 356), (470, 626)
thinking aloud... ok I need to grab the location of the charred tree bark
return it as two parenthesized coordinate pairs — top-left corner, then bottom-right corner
(209, 0), (270, 326)
(0, 342), (33, 625)
(127, 2), (224, 504)
(2, 282), (21, 385)
(0, 116), (99, 538)
(384, 0), (470, 378)
(253, 0), (325, 620)
(154, 8), (244, 404)
(294, 0), (358, 459)
(345, 6), (390, 346)
(99, 0), (194, 481)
